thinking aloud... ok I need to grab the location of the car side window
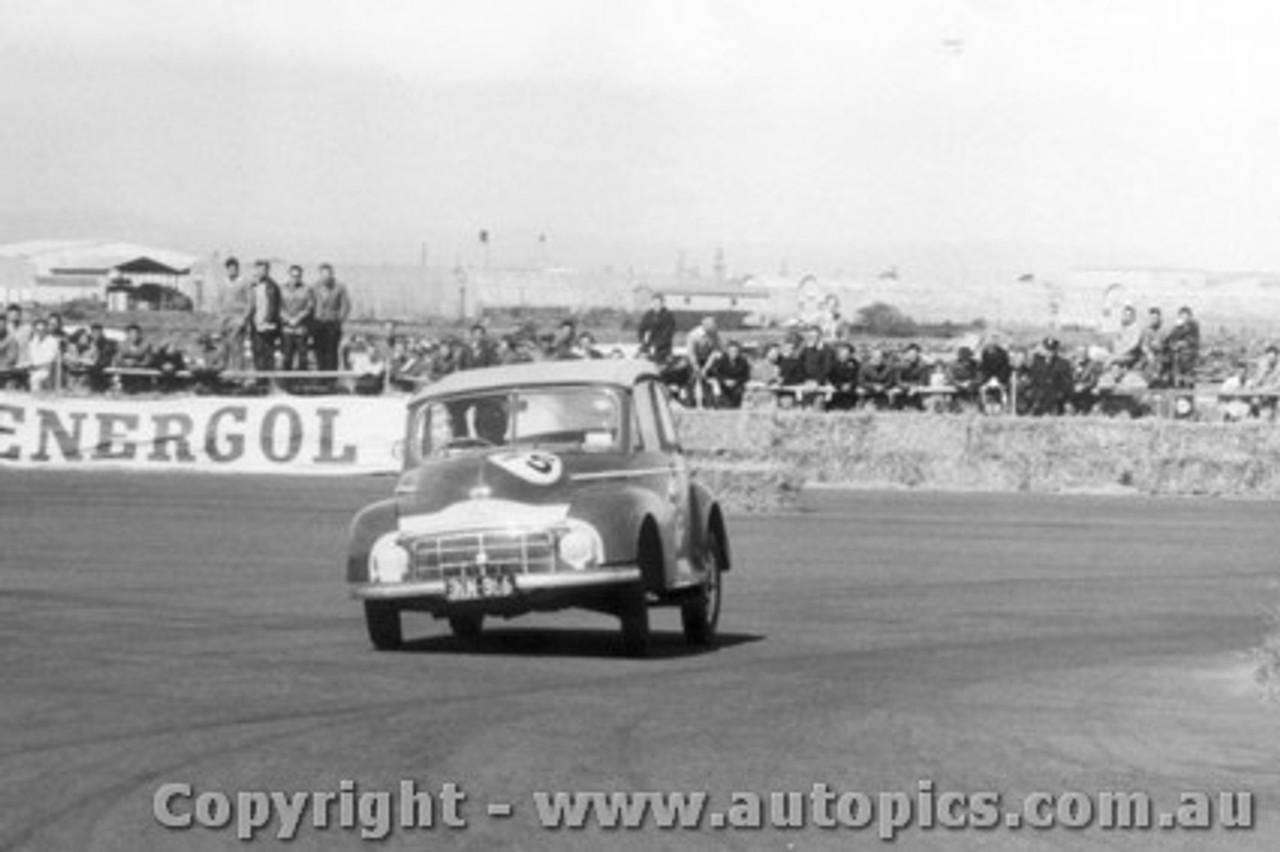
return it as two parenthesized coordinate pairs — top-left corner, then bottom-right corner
(651, 382), (681, 452)
(633, 381), (663, 452)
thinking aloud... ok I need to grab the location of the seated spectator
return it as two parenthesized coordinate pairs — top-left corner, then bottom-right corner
(547, 320), (579, 361)
(1250, 345), (1280, 389)
(827, 341), (860, 411)
(797, 326), (832, 383)
(757, 343), (781, 386)
(460, 323), (497, 370)
(152, 339), (190, 393)
(1140, 307), (1170, 386)
(946, 346), (982, 407)
(25, 317), (62, 391)
(1070, 347), (1107, 414)
(1110, 304), (1143, 369)
(894, 343), (929, 410)
(63, 325), (114, 393)
(770, 337), (807, 408)
(1026, 337), (1074, 416)
(577, 331), (604, 359)
(114, 324), (155, 394)
(858, 348), (898, 409)
(191, 332), (232, 395)
(709, 340), (751, 409)
(344, 335), (386, 395)
(433, 337), (464, 378)
(0, 319), (25, 389)
(387, 336), (421, 393)
(978, 337), (1012, 411)
(659, 354), (695, 406)
(1164, 306), (1200, 388)
(1219, 361), (1257, 421)
(685, 317), (722, 407)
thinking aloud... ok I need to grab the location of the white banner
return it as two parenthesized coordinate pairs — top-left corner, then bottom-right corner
(0, 393), (404, 474)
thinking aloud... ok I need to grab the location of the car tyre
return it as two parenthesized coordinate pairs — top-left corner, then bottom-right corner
(618, 582), (651, 658)
(682, 534), (723, 647)
(364, 601), (403, 651)
(448, 613), (484, 640)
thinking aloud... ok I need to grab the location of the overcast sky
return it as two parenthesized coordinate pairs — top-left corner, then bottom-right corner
(3, 0), (1280, 273)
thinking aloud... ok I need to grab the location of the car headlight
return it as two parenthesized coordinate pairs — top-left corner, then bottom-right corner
(558, 521), (604, 571)
(369, 536), (409, 583)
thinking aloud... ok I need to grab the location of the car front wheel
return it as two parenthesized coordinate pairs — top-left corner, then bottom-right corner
(681, 534), (723, 647)
(364, 600), (403, 650)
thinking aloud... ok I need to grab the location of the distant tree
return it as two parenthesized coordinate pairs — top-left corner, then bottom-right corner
(855, 302), (918, 337)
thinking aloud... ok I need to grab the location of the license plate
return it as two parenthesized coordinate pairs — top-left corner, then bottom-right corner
(445, 574), (516, 602)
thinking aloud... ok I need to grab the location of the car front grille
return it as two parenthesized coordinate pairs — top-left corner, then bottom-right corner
(406, 529), (556, 581)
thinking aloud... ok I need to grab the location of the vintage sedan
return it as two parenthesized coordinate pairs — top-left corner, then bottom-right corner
(346, 359), (730, 656)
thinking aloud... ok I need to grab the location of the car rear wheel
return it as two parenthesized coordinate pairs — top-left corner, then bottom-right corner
(618, 582), (651, 658)
(364, 601), (403, 650)
(448, 613), (484, 639)
(682, 534), (723, 647)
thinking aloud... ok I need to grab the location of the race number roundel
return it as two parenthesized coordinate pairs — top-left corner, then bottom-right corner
(489, 450), (563, 486)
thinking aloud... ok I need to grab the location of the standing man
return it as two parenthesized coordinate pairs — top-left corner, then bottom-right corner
(220, 257), (249, 370)
(279, 264), (315, 372)
(637, 293), (676, 363)
(311, 263), (351, 378)
(246, 260), (282, 374)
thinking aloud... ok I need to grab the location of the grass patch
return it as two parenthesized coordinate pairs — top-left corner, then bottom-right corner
(676, 409), (1280, 511)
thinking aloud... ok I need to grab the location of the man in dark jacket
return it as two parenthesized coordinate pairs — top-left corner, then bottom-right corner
(637, 294), (676, 363)
(797, 326), (833, 384)
(246, 259), (282, 373)
(947, 346), (982, 407)
(709, 340), (752, 409)
(1164, 306), (1200, 388)
(1027, 337), (1074, 415)
(894, 343), (929, 410)
(859, 348), (898, 409)
(460, 323), (498, 370)
(827, 341), (860, 410)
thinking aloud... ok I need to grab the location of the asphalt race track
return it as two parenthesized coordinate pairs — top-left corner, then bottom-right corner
(2, 471), (1279, 851)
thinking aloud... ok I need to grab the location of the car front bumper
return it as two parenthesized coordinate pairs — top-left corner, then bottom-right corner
(351, 564), (641, 601)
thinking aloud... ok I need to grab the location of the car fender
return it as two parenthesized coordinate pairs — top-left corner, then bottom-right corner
(570, 483), (673, 577)
(688, 481), (731, 573)
(346, 497), (399, 583)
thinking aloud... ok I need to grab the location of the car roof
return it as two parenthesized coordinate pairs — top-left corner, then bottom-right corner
(410, 359), (660, 403)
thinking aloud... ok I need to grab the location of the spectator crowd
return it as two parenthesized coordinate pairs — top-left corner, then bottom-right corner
(4, 274), (1280, 419)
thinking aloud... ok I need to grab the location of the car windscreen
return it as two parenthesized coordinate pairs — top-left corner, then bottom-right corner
(413, 386), (623, 457)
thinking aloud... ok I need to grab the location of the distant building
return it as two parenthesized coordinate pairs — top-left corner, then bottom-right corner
(633, 280), (773, 329)
(0, 240), (198, 306)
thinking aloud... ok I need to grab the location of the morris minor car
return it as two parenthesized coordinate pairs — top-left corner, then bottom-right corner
(346, 360), (730, 656)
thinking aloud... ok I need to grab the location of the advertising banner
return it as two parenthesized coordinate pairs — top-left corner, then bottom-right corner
(0, 393), (405, 475)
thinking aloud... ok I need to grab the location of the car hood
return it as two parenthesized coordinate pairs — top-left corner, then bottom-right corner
(397, 447), (638, 518)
